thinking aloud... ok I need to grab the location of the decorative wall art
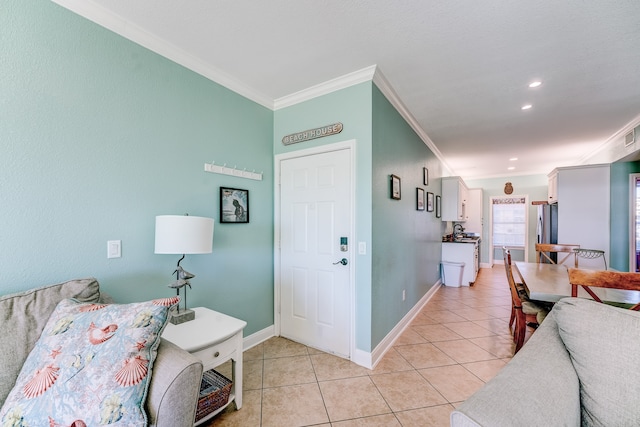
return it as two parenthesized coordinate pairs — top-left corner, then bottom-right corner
(423, 167), (429, 186)
(390, 174), (401, 200)
(504, 182), (514, 195)
(417, 188), (425, 211)
(220, 187), (249, 223)
(282, 122), (343, 146)
(427, 192), (434, 212)
(436, 195), (441, 218)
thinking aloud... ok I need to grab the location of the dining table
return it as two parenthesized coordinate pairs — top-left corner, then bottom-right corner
(514, 262), (640, 304)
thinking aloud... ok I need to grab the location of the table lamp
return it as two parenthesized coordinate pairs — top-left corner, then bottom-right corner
(155, 214), (214, 324)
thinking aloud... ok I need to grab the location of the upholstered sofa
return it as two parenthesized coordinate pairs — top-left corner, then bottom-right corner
(0, 278), (203, 427)
(451, 297), (640, 426)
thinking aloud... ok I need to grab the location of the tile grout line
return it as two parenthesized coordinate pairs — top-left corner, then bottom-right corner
(208, 266), (517, 426)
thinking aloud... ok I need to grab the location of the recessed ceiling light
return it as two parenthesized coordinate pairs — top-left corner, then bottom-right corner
(508, 166), (516, 170)
(528, 81), (542, 88)
(509, 157), (518, 161)
(521, 104), (532, 110)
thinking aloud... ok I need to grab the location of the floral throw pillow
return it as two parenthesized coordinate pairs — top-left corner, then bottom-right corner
(0, 296), (180, 427)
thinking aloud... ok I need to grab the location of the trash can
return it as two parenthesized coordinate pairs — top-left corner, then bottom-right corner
(441, 261), (465, 287)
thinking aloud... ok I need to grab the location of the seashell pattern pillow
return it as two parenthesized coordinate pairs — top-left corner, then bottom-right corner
(0, 296), (180, 427)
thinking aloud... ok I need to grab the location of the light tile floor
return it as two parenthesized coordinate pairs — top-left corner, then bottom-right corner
(206, 265), (522, 427)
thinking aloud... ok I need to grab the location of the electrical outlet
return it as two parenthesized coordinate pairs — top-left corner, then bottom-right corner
(402, 289), (406, 301)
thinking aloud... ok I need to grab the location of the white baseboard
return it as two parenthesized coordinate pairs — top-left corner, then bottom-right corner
(351, 280), (443, 369)
(243, 324), (275, 351)
(245, 280), (444, 370)
(351, 347), (373, 369)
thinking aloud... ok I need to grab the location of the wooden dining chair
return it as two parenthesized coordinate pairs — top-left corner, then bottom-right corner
(567, 268), (640, 310)
(503, 248), (550, 353)
(573, 248), (607, 270)
(535, 243), (580, 266)
(503, 248), (526, 329)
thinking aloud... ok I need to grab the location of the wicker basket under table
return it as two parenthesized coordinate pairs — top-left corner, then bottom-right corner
(195, 369), (233, 422)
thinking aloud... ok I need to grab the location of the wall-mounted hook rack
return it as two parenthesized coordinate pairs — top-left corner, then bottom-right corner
(204, 161), (263, 181)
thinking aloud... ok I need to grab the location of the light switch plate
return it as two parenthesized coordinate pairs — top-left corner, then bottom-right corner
(358, 242), (366, 255)
(107, 240), (121, 258)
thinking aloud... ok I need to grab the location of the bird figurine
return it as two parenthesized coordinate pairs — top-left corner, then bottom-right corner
(168, 266), (194, 290)
(174, 266), (194, 280)
(168, 279), (191, 290)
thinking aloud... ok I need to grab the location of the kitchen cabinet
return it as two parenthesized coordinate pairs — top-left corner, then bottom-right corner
(442, 240), (479, 286)
(441, 176), (469, 221)
(465, 188), (483, 233)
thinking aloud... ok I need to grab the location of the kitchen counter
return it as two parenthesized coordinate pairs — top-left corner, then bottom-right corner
(443, 236), (481, 244)
(442, 240), (480, 286)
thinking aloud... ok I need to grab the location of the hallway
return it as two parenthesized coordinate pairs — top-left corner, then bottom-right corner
(208, 265), (515, 426)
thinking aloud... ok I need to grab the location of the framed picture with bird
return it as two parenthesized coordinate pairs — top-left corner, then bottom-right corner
(220, 187), (249, 223)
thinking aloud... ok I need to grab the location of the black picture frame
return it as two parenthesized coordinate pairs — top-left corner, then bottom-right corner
(427, 192), (434, 212)
(423, 167), (429, 186)
(435, 195), (441, 218)
(390, 174), (401, 200)
(220, 187), (249, 223)
(416, 188), (425, 211)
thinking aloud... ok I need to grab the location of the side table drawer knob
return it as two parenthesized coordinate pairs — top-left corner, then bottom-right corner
(214, 351), (220, 358)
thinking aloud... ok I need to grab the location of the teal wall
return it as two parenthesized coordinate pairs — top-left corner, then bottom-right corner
(466, 175), (548, 263)
(274, 83), (448, 352)
(371, 85), (445, 348)
(273, 82), (374, 351)
(610, 161), (640, 271)
(1, 0), (274, 336)
(7, 0), (637, 358)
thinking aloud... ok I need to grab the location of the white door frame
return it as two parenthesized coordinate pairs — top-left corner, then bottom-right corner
(274, 139), (357, 358)
(630, 173), (640, 272)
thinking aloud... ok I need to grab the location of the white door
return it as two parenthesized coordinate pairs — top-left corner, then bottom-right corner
(279, 148), (352, 357)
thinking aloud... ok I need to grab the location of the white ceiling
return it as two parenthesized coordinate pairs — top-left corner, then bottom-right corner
(54, 0), (640, 179)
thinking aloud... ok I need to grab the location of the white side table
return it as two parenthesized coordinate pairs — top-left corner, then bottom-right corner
(162, 307), (247, 426)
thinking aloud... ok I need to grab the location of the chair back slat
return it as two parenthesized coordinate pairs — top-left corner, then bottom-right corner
(567, 268), (640, 310)
(535, 243), (580, 266)
(503, 248), (523, 306)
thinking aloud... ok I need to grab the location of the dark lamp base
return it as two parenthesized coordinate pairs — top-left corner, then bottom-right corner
(170, 308), (195, 325)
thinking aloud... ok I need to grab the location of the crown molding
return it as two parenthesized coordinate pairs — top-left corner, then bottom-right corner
(580, 113), (640, 164)
(273, 65), (377, 110)
(372, 69), (455, 176)
(51, 0), (274, 109)
(51, 0), (453, 174)
(274, 65), (454, 175)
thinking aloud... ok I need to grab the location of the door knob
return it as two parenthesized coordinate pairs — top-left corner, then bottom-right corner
(333, 258), (348, 266)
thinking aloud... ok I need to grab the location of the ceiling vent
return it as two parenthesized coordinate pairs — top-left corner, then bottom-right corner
(625, 129), (636, 147)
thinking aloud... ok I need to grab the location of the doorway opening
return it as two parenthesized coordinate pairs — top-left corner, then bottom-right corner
(274, 140), (356, 359)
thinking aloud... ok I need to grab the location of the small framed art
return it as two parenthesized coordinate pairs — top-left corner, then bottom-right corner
(390, 174), (401, 200)
(427, 192), (434, 212)
(416, 188), (425, 211)
(220, 187), (249, 223)
(436, 195), (441, 218)
(423, 167), (429, 186)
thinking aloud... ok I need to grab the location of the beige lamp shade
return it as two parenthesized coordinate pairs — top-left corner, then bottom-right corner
(154, 215), (214, 254)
